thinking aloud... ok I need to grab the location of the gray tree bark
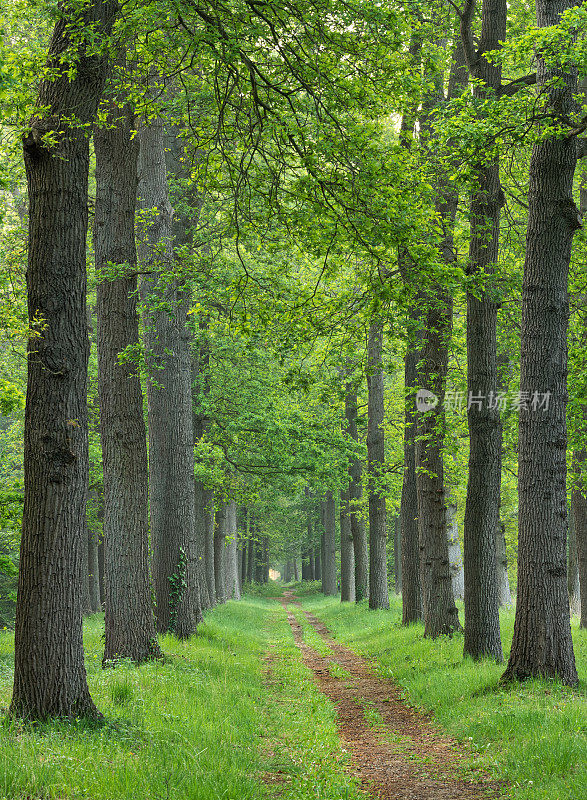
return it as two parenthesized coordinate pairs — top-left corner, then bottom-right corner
(416, 43), (465, 639)
(461, 0), (505, 663)
(568, 500), (581, 617)
(367, 318), (390, 610)
(137, 109), (201, 638)
(446, 495), (464, 602)
(401, 344), (422, 623)
(94, 91), (161, 663)
(88, 526), (101, 612)
(340, 488), (355, 601)
(496, 522), (512, 607)
(224, 500), (241, 600)
(214, 502), (227, 604)
(345, 384), (369, 602)
(11, 0), (118, 720)
(322, 491), (337, 595)
(503, 0), (579, 685)
(393, 515), (402, 595)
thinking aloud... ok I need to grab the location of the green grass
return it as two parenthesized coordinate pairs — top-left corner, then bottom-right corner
(299, 592), (587, 800)
(0, 597), (360, 800)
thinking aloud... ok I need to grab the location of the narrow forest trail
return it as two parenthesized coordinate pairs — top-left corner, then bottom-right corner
(278, 592), (503, 800)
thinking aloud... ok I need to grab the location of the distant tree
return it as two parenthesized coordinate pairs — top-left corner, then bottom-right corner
(367, 316), (389, 610)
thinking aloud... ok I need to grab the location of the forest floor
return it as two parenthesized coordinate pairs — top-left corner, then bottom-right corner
(277, 590), (502, 800)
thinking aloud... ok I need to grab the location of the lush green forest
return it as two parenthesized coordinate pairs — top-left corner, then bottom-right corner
(0, 0), (586, 797)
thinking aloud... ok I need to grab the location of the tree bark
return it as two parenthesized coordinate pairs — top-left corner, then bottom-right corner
(224, 499), (240, 600)
(393, 515), (402, 595)
(460, 0), (505, 663)
(137, 110), (201, 638)
(503, 0), (579, 685)
(11, 0), (118, 720)
(416, 40), (467, 638)
(345, 384), (369, 601)
(94, 91), (161, 664)
(314, 542), (322, 581)
(322, 491), (337, 595)
(572, 474), (587, 629)
(568, 499), (581, 617)
(340, 488), (355, 601)
(214, 502), (227, 603)
(80, 516), (92, 616)
(496, 521), (512, 607)
(367, 318), (389, 610)
(401, 344), (422, 623)
(446, 496), (464, 602)
(88, 525), (101, 612)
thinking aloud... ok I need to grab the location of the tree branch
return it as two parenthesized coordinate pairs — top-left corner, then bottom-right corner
(498, 73), (537, 97)
(459, 0), (477, 73)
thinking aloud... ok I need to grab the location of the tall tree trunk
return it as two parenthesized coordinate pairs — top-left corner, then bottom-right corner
(496, 521), (512, 607)
(224, 500), (240, 600)
(460, 0), (505, 663)
(247, 534), (255, 584)
(88, 526), (101, 612)
(340, 488), (355, 601)
(94, 92), (161, 664)
(416, 40), (467, 638)
(345, 384), (369, 601)
(294, 559), (299, 581)
(204, 489), (216, 603)
(214, 502), (227, 603)
(309, 547), (316, 581)
(570, 176), (587, 626)
(80, 517), (92, 615)
(393, 515), (402, 595)
(401, 343), (422, 623)
(322, 491), (337, 595)
(572, 476), (587, 629)
(503, 0), (579, 685)
(446, 495), (464, 602)
(193, 324), (212, 610)
(568, 499), (581, 617)
(367, 318), (389, 610)
(240, 507), (249, 587)
(11, 0), (118, 720)
(314, 542), (322, 581)
(137, 110), (201, 638)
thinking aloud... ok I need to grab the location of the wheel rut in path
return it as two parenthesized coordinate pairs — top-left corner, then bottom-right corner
(279, 592), (502, 800)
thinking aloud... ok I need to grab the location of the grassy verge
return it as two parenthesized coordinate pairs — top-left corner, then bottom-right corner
(299, 592), (586, 800)
(0, 597), (359, 800)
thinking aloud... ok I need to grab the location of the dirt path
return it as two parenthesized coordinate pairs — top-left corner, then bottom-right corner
(279, 592), (502, 800)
